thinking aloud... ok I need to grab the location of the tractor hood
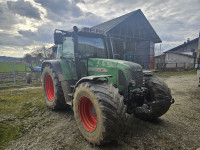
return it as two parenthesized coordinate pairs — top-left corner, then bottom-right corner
(88, 58), (142, 69)
(88, 58), (143, 89)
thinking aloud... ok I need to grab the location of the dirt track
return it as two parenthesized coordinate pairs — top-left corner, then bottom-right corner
(5, 75), (200, 150)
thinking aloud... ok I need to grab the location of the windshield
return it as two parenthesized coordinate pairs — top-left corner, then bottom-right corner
(78, 35), (107, 58)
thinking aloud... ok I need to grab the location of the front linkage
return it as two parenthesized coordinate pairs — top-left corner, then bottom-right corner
(125, 75), (175, 120)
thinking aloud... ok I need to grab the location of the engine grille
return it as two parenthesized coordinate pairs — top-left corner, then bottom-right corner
(133, 70), (143, 87)
(123, 62), (143, 87)
(118, 70), (126, 86)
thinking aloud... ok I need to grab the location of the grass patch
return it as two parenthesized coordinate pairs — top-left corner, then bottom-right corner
(0, 81), (41, 90)
(153, 70), (197, 77)
(0, 88), (46, 149)
(0, 62), (37, 72)
(0, 64), (29, 72)
(0, 122), (20, 148)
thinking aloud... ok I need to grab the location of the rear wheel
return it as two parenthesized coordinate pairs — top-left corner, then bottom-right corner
(73, 82), (126, 145)
(134, 75), (172, 120)
(42, 65), (66, 110)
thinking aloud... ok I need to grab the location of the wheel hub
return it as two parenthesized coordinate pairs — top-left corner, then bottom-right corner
(45, 74), (54, 101)
(78, 96), (97, 132)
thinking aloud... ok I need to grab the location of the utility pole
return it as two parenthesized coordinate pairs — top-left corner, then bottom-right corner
(196, 31), (200, 87)
(160, 44), (162, 54)
(195, 31), (200, 69)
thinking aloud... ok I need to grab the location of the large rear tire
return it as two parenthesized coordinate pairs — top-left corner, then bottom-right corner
(42, 65), (66, 110)
(134, 75), (172, 120)
(73, 82), (126, 145)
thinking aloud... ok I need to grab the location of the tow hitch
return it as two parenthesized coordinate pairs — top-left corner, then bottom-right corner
(134, 97), (175, 114)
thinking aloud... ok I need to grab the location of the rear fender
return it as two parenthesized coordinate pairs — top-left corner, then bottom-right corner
(42, 60), (73, 105)
(42, 60), (65, 81)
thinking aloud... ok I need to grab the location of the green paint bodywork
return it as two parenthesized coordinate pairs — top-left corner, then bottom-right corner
(59, 59), (77, 80)
(58, 57), (133, 91)
(88, 58), (131, 91)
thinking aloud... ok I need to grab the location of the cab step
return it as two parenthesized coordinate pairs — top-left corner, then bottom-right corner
(68, 93), (73, 97)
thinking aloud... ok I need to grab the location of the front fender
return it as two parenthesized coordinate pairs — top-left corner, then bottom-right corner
(74, 75), (112, 91)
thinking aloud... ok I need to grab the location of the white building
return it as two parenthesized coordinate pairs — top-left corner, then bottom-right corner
(155, 51), (194, 71)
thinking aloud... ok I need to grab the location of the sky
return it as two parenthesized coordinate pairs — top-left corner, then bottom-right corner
(0, 0), (199, 57)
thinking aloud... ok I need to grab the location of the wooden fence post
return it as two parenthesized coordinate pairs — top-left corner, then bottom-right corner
(13, 63), (16, 85)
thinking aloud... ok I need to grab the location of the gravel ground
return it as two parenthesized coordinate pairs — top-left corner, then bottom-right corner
(4, 74), (200, 150)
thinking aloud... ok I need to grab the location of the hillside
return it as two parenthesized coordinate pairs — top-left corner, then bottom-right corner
(0, 56), (23, 62)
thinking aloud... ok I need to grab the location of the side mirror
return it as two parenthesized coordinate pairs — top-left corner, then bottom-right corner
(54, 31), (63, 44)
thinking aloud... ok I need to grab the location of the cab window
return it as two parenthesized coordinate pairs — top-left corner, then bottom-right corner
(78, 36), (107, 58)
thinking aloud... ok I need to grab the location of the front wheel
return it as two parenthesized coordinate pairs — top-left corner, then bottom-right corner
(73, 82), (126, 145)
(134, 75), (172, 120)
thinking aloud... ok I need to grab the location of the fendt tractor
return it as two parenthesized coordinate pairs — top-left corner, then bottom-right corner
(41, 26), (174, 145)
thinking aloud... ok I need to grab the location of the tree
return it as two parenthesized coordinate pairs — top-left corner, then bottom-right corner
(24, 53), (32, 64)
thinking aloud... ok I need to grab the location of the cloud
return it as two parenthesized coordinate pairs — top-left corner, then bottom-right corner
(7, 0), (41, 19)
(0, 2), (19, 30)
(0, 32), (34, 46)
(77, 0), (200, 51)
(0, 0), (200, 57)
(34, 0), (83, 21)
(18, 29), (36, 37)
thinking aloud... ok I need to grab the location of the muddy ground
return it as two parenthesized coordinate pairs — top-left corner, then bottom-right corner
(2, 74), (200, 150)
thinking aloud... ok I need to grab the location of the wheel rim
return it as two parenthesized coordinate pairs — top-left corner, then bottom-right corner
(45, 74), (54, 101)
(78, 96), (97, 132)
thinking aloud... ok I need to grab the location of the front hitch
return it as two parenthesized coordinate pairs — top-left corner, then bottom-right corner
(134, 97), (175, 114)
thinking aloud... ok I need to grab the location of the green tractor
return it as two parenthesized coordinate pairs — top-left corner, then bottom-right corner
(41, 26), (174, 145)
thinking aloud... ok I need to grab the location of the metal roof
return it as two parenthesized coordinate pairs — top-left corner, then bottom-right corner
(168, 37), (199, 52)
(92, 10), (137, 33)
(155, 51), (194, 58)
(92, 9), (161, 43)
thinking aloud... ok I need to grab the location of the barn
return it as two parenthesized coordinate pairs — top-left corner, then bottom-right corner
(92, 9), (161, 69)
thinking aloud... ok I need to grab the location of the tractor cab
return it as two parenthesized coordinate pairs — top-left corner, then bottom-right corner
(54, 27), (108, 79)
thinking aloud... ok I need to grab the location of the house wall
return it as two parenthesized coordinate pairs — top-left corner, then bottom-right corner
(165, 53), (194, 64)
(155, 53), (194, 71)
(155, 54), (165, 64)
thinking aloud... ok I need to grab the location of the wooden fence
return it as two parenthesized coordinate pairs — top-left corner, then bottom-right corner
(0, 72), (27, 84)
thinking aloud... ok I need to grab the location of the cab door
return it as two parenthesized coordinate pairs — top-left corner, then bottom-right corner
(61, 36), (77, 80)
